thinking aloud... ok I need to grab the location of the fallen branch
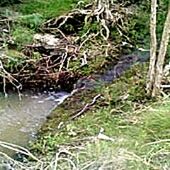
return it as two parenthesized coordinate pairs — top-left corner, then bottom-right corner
(71, 94), (101, 119)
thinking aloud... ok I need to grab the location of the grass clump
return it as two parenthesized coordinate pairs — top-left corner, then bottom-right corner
(12, 26), (34, 48)
(17, 13), (44, 30)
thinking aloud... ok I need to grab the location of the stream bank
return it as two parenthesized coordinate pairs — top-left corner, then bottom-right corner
(32, 55), (149, 153)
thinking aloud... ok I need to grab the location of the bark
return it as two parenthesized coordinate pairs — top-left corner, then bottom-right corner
(152, 3), (170, 96)
(147, 0), (157, 95)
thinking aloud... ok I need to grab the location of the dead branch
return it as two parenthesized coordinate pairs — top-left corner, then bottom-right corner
(0, 59), (22, 94)
(71, 94), (101, 119)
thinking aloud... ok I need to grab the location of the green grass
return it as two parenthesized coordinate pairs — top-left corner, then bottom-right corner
(39, 97), (170, 169)
(30, 64), (170, 169)
(12, 26), (35, 48)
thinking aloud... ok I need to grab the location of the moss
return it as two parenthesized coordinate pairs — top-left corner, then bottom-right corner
(2, 50), (27, 71)
(70, 55), (108, 76)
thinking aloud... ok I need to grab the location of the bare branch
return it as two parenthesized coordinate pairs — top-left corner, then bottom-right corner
(71, 94), (101, 119)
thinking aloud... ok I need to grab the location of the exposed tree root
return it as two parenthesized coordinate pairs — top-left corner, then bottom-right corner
(0, 0), (134, 93)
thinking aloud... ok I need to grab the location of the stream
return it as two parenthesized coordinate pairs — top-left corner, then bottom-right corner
(0, 91), (70, 154)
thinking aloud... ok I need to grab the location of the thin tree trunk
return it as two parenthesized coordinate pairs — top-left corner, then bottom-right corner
(147, 0), (157, 95)
(152, 3), (170, 96)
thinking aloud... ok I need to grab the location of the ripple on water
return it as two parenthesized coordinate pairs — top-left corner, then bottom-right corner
(0, 91), (70, 154)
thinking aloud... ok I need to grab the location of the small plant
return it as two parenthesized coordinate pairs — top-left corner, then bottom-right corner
(18, 14), (44, 30)
(12, 26), (34, 49)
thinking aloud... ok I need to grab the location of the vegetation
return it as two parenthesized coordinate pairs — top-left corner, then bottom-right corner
(0, 0), (170, 170)
(2, 64), (170, 169)
(35, 72), (170, 169)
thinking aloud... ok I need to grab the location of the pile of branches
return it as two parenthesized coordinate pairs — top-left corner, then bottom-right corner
(0, 0), (134, 93)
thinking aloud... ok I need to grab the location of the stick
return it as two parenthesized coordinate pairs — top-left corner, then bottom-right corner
(71, 94), (101, 119)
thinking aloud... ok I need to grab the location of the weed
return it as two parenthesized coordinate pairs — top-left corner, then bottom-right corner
(17, 14), (44, 30)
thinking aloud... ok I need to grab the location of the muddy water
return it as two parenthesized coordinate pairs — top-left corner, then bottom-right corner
(0, 91), (70, 152)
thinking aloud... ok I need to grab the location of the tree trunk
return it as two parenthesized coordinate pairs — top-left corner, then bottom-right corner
(152, 2), (170, 96)
(147, 0), (157, 95)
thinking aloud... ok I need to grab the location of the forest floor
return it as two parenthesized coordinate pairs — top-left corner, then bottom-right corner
(0, 0), (170, 169)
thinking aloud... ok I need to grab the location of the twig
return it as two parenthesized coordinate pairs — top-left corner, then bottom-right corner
(44, 28), (70, 41)
(59, 47), (68, 71)
(80, 50), (88, 67)
(161, 84), (170, 88)
(142, 139), (170, 147)
(0, 141), (41, 162)
(71, 94), (101, 119)
(79, 32), (99, 50)
(100, 19), (110, 41)
(3, 77), (7, 97)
